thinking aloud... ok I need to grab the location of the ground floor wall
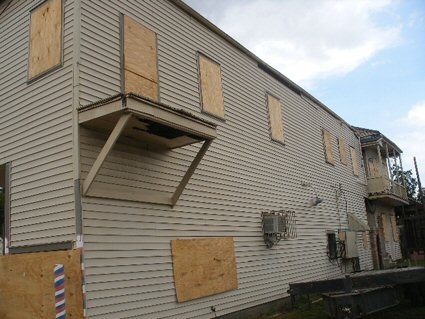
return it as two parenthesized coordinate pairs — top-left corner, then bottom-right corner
(368, 203), (402, 269)
(81, 196), (373, 319)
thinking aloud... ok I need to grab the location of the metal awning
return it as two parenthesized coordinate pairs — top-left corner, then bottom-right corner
(78, 93), (217, 148)
(77, 93), (217, 206)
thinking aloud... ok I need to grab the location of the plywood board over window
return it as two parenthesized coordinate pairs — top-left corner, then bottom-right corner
(198, 54), (225, 119)
(123, 15), (159, 101)
(382, 214), (390, 242)
(322, 129), (335, 165)
(171, 237), (238, 302)
(350, 146), (359, 176)
(28, 0), (63, 80)
(338, 137), (347, 165)
(267, 94), (284, 143)
(368, 158), (380, 177)
(390, 215), (399, 241)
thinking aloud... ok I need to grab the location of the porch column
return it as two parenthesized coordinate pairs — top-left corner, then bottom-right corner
(377, 144), (383, 177)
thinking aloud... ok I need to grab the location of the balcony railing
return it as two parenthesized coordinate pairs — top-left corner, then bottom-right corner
(367, 176), (409, 204)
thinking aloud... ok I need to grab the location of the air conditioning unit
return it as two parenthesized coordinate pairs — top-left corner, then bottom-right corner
(263, 214), (286, 234)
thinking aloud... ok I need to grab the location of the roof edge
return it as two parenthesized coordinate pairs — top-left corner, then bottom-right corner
(170, 0), (352, 130)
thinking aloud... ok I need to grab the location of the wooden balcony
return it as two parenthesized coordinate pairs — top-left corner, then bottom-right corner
(367, 176), (409, 206)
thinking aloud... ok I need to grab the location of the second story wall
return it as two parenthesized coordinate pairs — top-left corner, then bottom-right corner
(0, 0), (76, 248)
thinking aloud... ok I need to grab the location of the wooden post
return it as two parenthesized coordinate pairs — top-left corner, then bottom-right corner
(399, 154), (406, 188)
(377, 144), (383, 178)
(393, 150), (399, 183)
(385, 144), (393, 180)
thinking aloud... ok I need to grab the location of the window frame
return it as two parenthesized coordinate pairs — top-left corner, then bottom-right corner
(27, 0), (64, 82)
(350, 145), (360, 176)
(322, 128), (335, 165)
(197, 52), (226, 120)
(266, 92), (285, 144)
(120, 14), (160, 101)
(338, 137), (348, 165)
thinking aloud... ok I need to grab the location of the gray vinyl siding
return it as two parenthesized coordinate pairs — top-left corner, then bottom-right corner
(79, 1), (372, 318)
(0, 0), (75, 246)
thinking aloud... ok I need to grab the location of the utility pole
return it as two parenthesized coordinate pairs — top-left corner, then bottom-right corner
(414, 157), (424, 209)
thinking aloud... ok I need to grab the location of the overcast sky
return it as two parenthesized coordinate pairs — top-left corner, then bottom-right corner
(184, 0), (425, 178)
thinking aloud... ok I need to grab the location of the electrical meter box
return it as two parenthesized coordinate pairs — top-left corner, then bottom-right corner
(339, 230), (359, 258)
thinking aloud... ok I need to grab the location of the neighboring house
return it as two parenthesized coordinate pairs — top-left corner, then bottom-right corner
(0, 1), (377, 318)
(353, 127), (407, 269)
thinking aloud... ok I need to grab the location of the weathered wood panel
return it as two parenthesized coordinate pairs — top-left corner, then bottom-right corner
(28, 0), (62, 79)
(198, 54), (225, 118)
(123, 15), (158, 101)
(0, 249), (83, 319)
(322, 128), (335, 165)
(390, 215), (399, 241)
(338, 137), (347, 165)
(267, 94), (284, 142)
(124, 70), (158, 101)
(171, 237), (238, 302)
(350, 146), (359, 176)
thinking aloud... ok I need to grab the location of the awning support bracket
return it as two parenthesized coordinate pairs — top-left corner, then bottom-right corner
(82, 113), (132, 196)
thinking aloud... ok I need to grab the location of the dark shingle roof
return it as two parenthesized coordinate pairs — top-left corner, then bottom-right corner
(352, 126), (402, 153)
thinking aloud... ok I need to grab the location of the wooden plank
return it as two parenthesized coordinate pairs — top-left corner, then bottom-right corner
(123, 15), (158, 101)
(124, 70), (158, 101)
(368, 158), (379, 177)
(382, 214), (390, 242)
(338, 138), (347, 165)
(363, 231), (369, 249)
(29, 0), (62, 79)
(350, 146), (359, 176)
(123, 15), (158, 82)
(267, 94), (284, 142)
(0, 249), (83, 319)
(82, 113), (132, 195)
(322, 129), (334, 165)
(390, 215), (399, 241)
(198, 54), (225, 119)
(171, 237), (238, 302)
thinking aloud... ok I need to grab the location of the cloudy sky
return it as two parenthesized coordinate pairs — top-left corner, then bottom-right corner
(184, 0), (425, 178)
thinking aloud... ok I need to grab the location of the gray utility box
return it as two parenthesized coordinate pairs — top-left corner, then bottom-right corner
(323, 286), (399, 319)
(339, 231), (359, 258)
(263, 214), (286, 234)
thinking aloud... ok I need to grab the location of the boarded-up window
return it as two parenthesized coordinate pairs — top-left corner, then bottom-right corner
(267, 94), (284, 143)
(350, 146), (359, 176)
(322, 129), (335, 165)
(123, 15), (158, 101)
(390, 215), (399, 241)
(382, 214), (390, 242)
(198, 54), (225, 119)
(338, 138), (347, 165)
(28, 0), (63, 79)
(171, 237), (238, 302)
(362, 231), (369, 249)
(368, 158), (380, 177)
